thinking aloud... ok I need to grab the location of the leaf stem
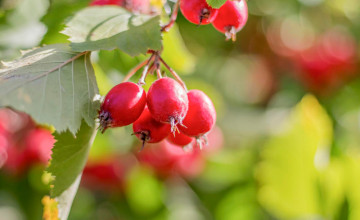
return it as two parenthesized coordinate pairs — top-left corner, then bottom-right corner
(161, 0), (180, 32)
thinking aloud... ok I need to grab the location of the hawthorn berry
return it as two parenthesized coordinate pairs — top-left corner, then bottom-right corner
(167, 132), (194, 147)
(128, 0), (151, 14)
(292, 29), (357, 93)
(147, 77), (189, 132)
(90, 0), (150, 14)
(212, 0), (248, 41)
(24, 128), (55, 165)
(133, 107), (171, 147)
(99, 82), (146, 133)
(137, 140), (205, 178)
(179, 90), (216, 137)
(90, 0), (124, 6)
(180, 0), (219, 25)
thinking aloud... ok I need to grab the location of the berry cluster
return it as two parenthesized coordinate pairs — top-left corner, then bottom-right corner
(180, 0), (248, 41)
(90, 0), (247, 149)
(90, 0), (248, 41)
(98, 51), (216, 150)
(0, 109), (54, 175)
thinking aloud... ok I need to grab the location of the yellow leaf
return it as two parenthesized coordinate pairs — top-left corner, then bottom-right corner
(257, 94), (333, 219)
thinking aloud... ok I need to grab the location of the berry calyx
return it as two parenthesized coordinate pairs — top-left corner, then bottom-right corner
(179, 90), (216, 137)
(147, 77), (189, 132)
(133, 107), (171, 149)
(212, 0), (248, 41)
(99, 82), (146, 133)
(167, 132), (194, 147)
(180, 0), (219, 25)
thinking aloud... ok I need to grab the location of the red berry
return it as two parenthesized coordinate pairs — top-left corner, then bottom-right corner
(90, 0), (150, 14)
(137, 140), (205, 178)
(179, 90), (216, 137)
(90, 0), (124, 6)
(133, 107), (171, 147)
(212, 0), (248, 41)
(24, 128), (55, 165)
(293, 29), (357, 93)
(180, 0), (219, 25)
(82, 155), (134, 193)
(167, 132), (194, 147)
(127, 0), (151, 14)
(147, 78), (189, 131)
(99, 82), (146, 133)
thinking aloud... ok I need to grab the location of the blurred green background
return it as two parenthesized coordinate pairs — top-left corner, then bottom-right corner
(0, 0), (360, 219)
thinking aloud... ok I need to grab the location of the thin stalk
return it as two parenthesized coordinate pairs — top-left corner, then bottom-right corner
(138, 53), (156, 85)
(156, 69), (162, 79)
(121, 59), (148, 82)
(161, 0), (180, 32)
(159, 56), (187, 91)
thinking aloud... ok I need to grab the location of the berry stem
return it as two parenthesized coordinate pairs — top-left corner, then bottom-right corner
(122, 59), (148, 83)
(138, 53), (156, 85)
(159, 56), (187, 91)
(161, 0), (180, 32)
(156, 69), (162, 79)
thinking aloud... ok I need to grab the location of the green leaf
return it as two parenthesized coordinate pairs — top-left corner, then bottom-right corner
(206, 0), (227, 9)
(48, 121), (97, 197)
(0, 44), (100, 135)
(257, 95), (333, 219)
(62, 6), (162, 56)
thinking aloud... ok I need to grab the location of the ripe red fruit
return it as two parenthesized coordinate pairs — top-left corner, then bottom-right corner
(179, 90), (216, 137)
(167, 132), (194, 147)
(293, 29), (357, 93)
(180, 0), (219, 25)
(90, 0), (124, 6)
(24, 128), (55, 165)
(128, 0), (151, 14)
(90, 0), (150, 14)
(137, 140), (205, 178)
(99, 82), (146, 133)
(4, 128), (55, 175)
(212, 0), (248, 41)
(82, 155), (134, 193)
(147, 78), (189, 131)
(133, 107), (171, 147)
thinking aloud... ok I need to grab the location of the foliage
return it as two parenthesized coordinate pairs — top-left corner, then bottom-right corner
(0, 0), (360, 219)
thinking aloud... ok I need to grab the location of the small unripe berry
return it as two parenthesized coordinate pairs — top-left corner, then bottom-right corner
(180, 0), (219, 25)
(167, 132), (194, 147)
(147, 77), (189, 132)
(133, 107), (171, 147)
(179, 90), (216, 137)
(99, 82), (146, 133)
(212, 0), (248, 41)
